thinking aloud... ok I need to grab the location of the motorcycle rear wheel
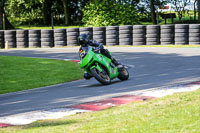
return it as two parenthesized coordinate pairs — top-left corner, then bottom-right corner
(91, 68), (111, 85)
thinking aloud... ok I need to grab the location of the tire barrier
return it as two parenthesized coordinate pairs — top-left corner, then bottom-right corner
(0, 30), (4, 48)
(2, 24), (200, 49)
(160, 25), (174, 45)
(189, 24), (200, 45)
(133, 25), (146, 45)
(106, 26), (119, 46)
(93, 27), (106, 45)
(29, 30), (41, 48)
(146, 25), (160, 45)
(4, 30), (16, 48)
(54, 29), (66, 47)
(175, 24), (189, 45)
(119, 25), (132, 45)
(67, 28), (79, 46)
(16, 30), (28, 48)
(41, 30), (54, 48)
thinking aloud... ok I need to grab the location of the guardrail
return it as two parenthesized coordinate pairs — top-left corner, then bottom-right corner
(0, 24), (200, 48)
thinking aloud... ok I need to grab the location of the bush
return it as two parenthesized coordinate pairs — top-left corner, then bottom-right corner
(82, 0), (139, 26)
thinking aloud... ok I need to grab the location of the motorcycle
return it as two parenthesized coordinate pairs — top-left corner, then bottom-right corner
(79, 46), (129, 85)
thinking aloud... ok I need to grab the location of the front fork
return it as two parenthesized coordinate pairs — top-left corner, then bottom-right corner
(90, 63), (102, 72)
(84, 63), (103, 80)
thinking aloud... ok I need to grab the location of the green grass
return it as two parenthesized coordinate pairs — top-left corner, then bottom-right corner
(0, 56), (83, 94)
(15, 25), (81, 30)
(1, 89), (199, 133)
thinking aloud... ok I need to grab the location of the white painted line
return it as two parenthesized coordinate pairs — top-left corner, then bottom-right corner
(64, 59), (79, 61)
(140, 84), (200, 98)
(0, 108), (89, 125)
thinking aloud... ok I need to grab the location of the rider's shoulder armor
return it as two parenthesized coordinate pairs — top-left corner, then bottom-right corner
(88, 40), (104, 50)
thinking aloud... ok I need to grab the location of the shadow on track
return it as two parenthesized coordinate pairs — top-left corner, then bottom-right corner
(80, 80), (122, 88)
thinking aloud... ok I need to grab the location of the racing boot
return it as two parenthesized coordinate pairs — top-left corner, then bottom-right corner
(111, 57), (123, 70)
(84, 72), (93, 80)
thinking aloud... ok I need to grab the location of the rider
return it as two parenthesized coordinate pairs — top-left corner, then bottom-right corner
(78, 34), (122, 79)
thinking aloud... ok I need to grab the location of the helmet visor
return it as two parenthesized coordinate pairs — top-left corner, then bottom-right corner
(79, 39), (87, 46)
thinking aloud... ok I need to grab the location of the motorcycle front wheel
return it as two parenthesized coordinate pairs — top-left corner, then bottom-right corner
(91, 67), (111, 85)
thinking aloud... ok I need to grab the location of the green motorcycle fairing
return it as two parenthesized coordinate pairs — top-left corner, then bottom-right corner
(79, 46), (119, 80)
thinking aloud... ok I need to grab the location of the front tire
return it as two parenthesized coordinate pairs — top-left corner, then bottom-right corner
(118, 68), (129, 81)
(91, 68), (111, 85)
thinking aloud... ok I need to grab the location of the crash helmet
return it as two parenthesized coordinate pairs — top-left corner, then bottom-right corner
(78, 34), (89, 46)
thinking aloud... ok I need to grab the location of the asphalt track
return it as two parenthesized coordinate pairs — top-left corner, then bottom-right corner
(0, 47), (200, 117)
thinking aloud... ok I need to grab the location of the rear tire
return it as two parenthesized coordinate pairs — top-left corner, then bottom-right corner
(118, 68), (129, 81)
(91, 68), (111, 85)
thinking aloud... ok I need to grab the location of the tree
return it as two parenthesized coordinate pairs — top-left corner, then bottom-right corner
(194, 0), (197, 21)
(138, 0), (170, 24)
(171, 0), (191, 21)
(62, 0), (69, 25)
(0, 0), (4, 29)
(0, 0), (14, 29)
(150, 0), (157, 24)
(198, 0), (200, 23)
(42, 0), (53, 25)
(67, 0), (91, 25)
(5, 0), (43, 26)
(82, 0), (139, 26)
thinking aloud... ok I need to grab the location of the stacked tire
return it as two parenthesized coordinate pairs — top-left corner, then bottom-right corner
(160, 25), (175, 45)
(54, 29), (66, 47)
(4, 30), (16, 48)
(16, 30), (28, 48)
(0, 30), (4, 48)
(175, 24), (189, 45)
(189, 24), (200, 45)
(41, 30), (54, 48)
(93, 27), (106, 45)
(132, 25), (146, 45)
(146, 25), (160, 45)
(67, 28), (79, 46)
(29, 30), (41, 48)
(106, 26), (119, 46)
(119, 25), (132, 46)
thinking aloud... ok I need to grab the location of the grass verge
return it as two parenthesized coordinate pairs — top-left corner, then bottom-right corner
(1, 89), (199, 133)
(0, 56), (83, 94)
